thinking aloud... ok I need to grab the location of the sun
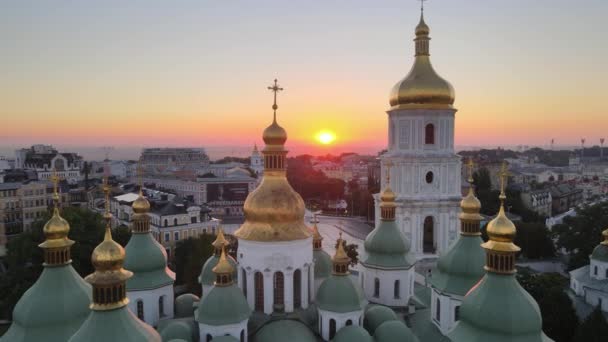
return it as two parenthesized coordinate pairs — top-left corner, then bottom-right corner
(316, 131), (336, 145)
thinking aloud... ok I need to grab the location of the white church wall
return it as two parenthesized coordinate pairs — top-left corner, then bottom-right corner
(127, 284), (174, 327)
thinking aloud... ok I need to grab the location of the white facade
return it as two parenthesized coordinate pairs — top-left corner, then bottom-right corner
(237, 238), (313, 315)
(430, 288), (463, 335)
(359, 265), (415, 307)
(127, 284), (174, 327)
(317, 308), (364, 341)
(199, 319), (248, 342)
(570, 256), (608, 314)
(250, 147), (263, 176)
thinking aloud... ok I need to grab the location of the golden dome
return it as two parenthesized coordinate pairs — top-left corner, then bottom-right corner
(460, 187), (481, 214)
(333, 238), (350, 264)
(92, 228), (127, 272)
(602, 228), (608, 246)
(380, 187), (397, 204)
(263, 118), (287, 147)
(212, 228), (229, 250)
(482, 205), (520, 253)
(39, 207), (74, 250)
(132, 191), (150, 214)
(213, 247), (234, 275)
(389, 13), (455, 110)
(312, 222), (323, 242)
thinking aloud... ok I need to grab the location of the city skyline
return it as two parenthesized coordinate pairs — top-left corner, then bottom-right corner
(1, 0), (607, 153)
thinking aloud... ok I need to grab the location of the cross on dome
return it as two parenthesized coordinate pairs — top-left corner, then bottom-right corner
(267, 78), (284, 118)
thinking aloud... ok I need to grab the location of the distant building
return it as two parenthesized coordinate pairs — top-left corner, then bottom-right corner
(250, 144), (263, 176)
(140, 147), (210, 174)
(521, 188), (552, 217)
(15, 144), (83, 184)
(549, 183), (583, 215)
(570, 229), (608, 314)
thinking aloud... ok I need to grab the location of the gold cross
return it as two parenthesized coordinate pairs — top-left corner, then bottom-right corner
(50, 168), (60, 195)
(384, 160), (394, 184)
(419, 0), (428, 12)
(498, 161), (510, 196)
(267, 79), (284, 119)
(466, 158), (475, 183)
(137, 157), (144, 191)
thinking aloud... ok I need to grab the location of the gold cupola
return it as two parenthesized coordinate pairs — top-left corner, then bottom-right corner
(380, 161), (397, 221)
(460, 158), (483, 235)
(389, 8), (455, 110)
(85, 176), (132, 311)
(213, 246), (234, 286)
(332, 233), (351, 276)
(601, 228), (608, 246)
(481, 162), (521, 274)
(212, 227), (229, 255)
(312, 215), (323, 250)
(39, 170), (74, 266)
(235, 79), (311, 242)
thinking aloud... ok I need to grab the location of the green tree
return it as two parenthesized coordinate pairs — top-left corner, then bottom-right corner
(572, 306), (608, 342)
(173, 235), (216, 296)
(553, 201), (608, 270)
(514, 222), (555, 259)
(113, 224), (132, 247)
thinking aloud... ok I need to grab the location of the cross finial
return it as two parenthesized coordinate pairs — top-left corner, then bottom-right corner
(384, 160), (394, 185)
(466, 158), (475, 184)
(50, 168), (61, 208)
(137, 157), (144, 194)
(419, 0), (428, 13)
(498, 161), (509, 202)
(267, 79), (284, 122)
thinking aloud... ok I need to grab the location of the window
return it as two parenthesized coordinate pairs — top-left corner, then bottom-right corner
(394, 280), (400, 299)
(255, 272), (264, 311)
(605, 269), (608, 278)
(374, 278), (380, 298)
(136, 300), (144, 320)
(293, 269), (302, 309)
(164, 233), (170, 242)
(594, 266), (598, 276)
(329, 319), (337, 340)
(426, 171), (434, 184)
(425, 123), (435, 144)
(240, 330), (245, 342)
(346, 319), (353, 326)
(455, 306), (460, 322)
(191, 216), (197, 224)
(164, 219), (168, 227)
(435, 299), (441, 321)
(159, 296), (165, 317)
(242, 269), (248, 298)
(173, 218), (178, 226)
(174, 232), (179, 241)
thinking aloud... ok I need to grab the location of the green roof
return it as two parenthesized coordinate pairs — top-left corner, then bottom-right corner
(314, 249), (332, 279)
(199, 254), (238, 286)
(363, 305), (398, 335)
(448, 273), (554, 342)
(0, 265), (91, 342)
(316, 275), (366, 313)
(124, 233), (174, 290)
(254, 319), (317, 342)
(332, 325), (373, 342)
(158, 321), (194, 342)
(373, 320), (419, 342)
(68, 307), (161, 342)
(211, 337), (239, 342)
(591, 244), (608, 262)
(175, 293), (200, 318)
(429, 235), (485, 296)
(363, 219), (415, 269)
(196, 284), (250, 325)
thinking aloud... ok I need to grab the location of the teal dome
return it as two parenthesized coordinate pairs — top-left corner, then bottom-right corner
(68, 307), (161, 342)
(448, 273), (553, 342)
(374, 320), (419, 342)
(254, 320), (316, 342)
(332, 325), (373, 342)
(363, 305), (398, 334)
(124, 233), (174, 290)
(175, 293), (200, 318)
(199, 254), (238, 286)
(591, 244), (608, 262)
(159, 321), (193, 342)
(317, 275), (366, 313)
(196, 284), (250, 326)
(429, 235), (485, 296)
(363, 219), (415, 268)
(314, 249), (332, 279)
(1, 265), (91, 342)
(167, 340), (188, 342)
(211, 337), (239, 342)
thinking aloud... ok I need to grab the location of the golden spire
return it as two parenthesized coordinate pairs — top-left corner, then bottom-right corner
(132, 158), (150, 215)
(312, 214), (323, 250)
(481, 161), (520, 274)
(601, 227), (608, 246)
(213, 245), (234, 287)
(459, 158), (482, 235)
(263, 79), (287, 148)
(380, 160), (397, 221)
(212, 226), (229, 255)
(39, 168), (74, 266)
(332, 232), (351, 276)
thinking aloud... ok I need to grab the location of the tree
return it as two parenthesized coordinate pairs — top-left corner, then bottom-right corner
(516, 270), (579, 342)
(514, 222), (555, 259)
(113, 224), (132, 247)
(552, 201), (608, 270)
(334, 238), (359, 267)
(173, 235), (216, 296)
(572, 306), (608, 342)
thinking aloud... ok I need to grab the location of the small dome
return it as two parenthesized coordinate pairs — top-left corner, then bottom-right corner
(263, 120), (287, 146)
(316, 275), (366, 313)
(591, 244), (608, 262)
(486, 206), (517, 244)
(196, 285), (250, 326)
(380, 187), (396, 203)
(92, 229), (126, 272)
(159, 321), (192, 342)
(333, 326), (373, 342)
(254, 320), (317, 342)
(132, 193), (150, 214)
(39, 208), (74, 250)
(415, 14), (429, 35)
(430, 235), (485, 296)
(213, 247), (234, 275)
(313, 249), (332, 279)
(460, 187), (481, 214)
(211, 337), (239, 342)
(200, 254), (238, 286)
(175, 293), (200, 318)
(363, 305), (398, 334)
(363, 219), (415, 268)
(374, 320), (419, 342)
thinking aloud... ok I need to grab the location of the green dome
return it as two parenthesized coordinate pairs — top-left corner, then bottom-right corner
(196, 284), (250, 325)
(254, 320), (316, 342)
(1, 265), (91, 342)
(175, 293), (200, 318)
(448, 273), (553, 342)
(68, 307), (161, 342)
(429, 235), (485, 296)
(159, 321), (193, 342)
(199, 254), (238, 286)
(363, 219), (415, 268)
(317, 275), (366, 313)
(211, 337), (239, 342)
(167, 340), (188, 342)
(363, 305), (398, 334)
(374, 320), (419, 342)
(124, 233), (174, 290)
(314, 249), (332, 279)
(332, 325), (373, 342)
(591, 244), (608, 262)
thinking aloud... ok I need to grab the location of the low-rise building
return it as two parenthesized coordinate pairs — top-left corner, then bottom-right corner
(549, 183), (583, 215)
(15, 144), (83, 184)
(570, 229), (608, 314)
(521, 188), (552, 217)
(141, 147), (210, 173)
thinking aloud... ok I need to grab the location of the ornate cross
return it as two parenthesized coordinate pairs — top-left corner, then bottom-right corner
(419, 0), (428, 12)
(267, 79), (284, 119)
(50, 168), (60, 195)
(498, 161), (510, 198)
(466, 158), (475, 184)
(384, 160), (394, 185)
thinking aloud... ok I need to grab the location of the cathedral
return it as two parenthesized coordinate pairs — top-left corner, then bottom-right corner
(1, 7), (556, 342)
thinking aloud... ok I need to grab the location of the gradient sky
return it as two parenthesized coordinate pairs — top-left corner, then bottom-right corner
(1, 0), (607, 156)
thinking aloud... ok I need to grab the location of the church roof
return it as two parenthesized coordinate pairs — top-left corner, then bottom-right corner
(374, 320), (419, 342)
(124, 233), (175, 290)
(333, 325), (373, 342)
(195, 284), (250, 326)
(592, 244), (608, 262)
(363, 305), (398, 335)
(570, 265), (608, 293)
(316, 274), (366, 313)
(68, 306), (161, 342)
(362, 219), (416, 269)
(198, 253), (238, 286)
(253, 319), (317, 342)
(313, 249), (332, 279)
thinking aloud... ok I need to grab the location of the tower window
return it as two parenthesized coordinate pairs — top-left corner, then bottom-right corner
(374, 278), (380, 298)
(159, 296), (165, 317)
(425, 123), (435, 144)
(136, 300), (144, 321)
(435, 298), (441, 321)
(394, 280), (400, 299)
(594, 266), (598, 276)
(426, 171), (434, 184)
(455, 306), (460, 322)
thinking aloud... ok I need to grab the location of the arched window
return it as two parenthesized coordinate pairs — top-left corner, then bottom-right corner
(423, 216), (435, 253)
(242, 269), (248, 298)
(426, 171), (434, 184)
(158, 296), (165, 317)
(136, 300), (144, 321)
(293, 269), (302, 309)
(455, 306), (460, 322)
(605, 269), (608, 278)
(254, 272), (264, 311)
(374, 278), (380, 298)
(425, 123), (435, 144)
(394, 280), (400, 299)
(329, 319), (337, 340)
(173, 218), (178, 226)
(274, 272), (285, 310)
(594, 266), (598, 276)
(206, 334), (212, 342)
(164, 219), (168, 227)
(435, 298), (441, 321)
(240, 330), (245, 342)
(346, 319), (353, 326)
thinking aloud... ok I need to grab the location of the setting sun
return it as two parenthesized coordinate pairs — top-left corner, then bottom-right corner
(316, 131), (336, 145)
